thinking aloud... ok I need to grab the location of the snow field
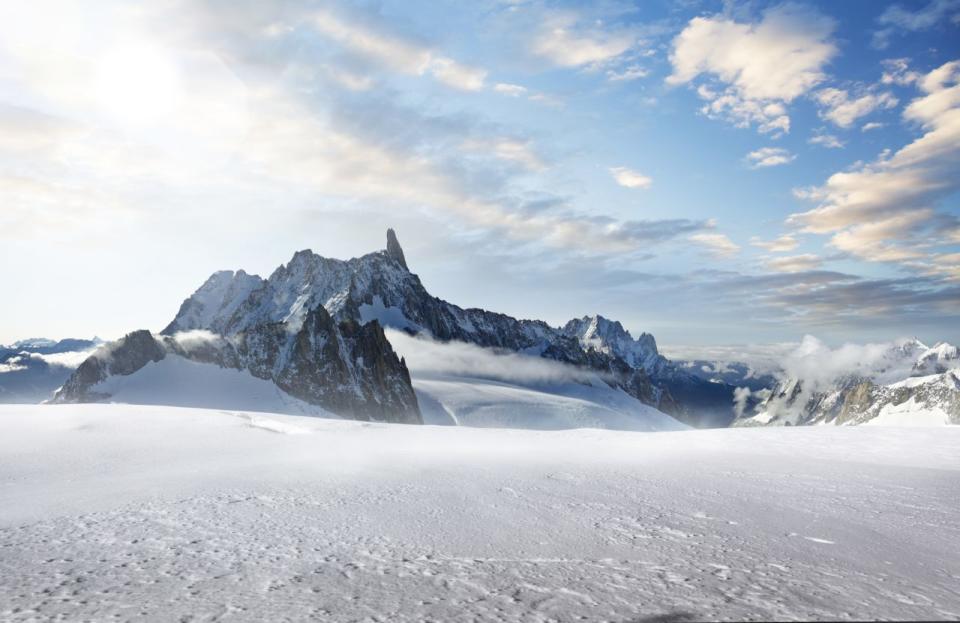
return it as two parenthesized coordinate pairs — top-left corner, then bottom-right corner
(1, 404), (958, 621)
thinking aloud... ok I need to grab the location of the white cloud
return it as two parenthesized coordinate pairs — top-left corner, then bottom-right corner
(881, 58), (921, 86)
(609, 166), (652, 189)
(428, 57), (488, 91)
(659, 342), (796, 377)
(667, 3), (836, 134)
(689, 232), (740, 257)
(808, 131), (844, 149)
(463, 138), (546, 172)
(750, 235), (799, 252)
(766, 254), (822, 273)
(814, 88), (898, 128)
(494, 83), (528, 97)
(607, 65), (648, 82)
(873, 0), (960, 48)
(311, 8), (487, 91)
(789, 60), (960, 275)
(385, 329), (602, 385)
(0, 0), (709, 266)
(784, 335), (925, 391)
(746, 147), (795, 168)
(532, 13), (634, 68)
(862, 122), (884, 131)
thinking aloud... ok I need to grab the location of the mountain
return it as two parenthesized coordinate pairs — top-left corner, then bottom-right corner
(738, 339), (960, 426)
(55, 281), (421, 423)
(914, 341), (960, 375)
(160, 229), (735, 427)
(0, 338), (100, 403)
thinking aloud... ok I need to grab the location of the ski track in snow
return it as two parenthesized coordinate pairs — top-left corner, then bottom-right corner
(1, 404), (959, 621)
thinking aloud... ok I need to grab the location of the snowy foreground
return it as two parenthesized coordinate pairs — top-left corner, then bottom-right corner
(1, 405), (959, 621)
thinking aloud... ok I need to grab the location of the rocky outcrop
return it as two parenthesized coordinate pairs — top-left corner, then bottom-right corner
(386, 228), (408, 271)
(56, 315), (420, 424)
(55, 330), (164, 402)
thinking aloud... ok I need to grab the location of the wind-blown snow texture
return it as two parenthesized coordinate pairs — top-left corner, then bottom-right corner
(1, 404), (958, 621)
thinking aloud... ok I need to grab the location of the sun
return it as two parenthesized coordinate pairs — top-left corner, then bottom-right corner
(95, 41), (182, 126)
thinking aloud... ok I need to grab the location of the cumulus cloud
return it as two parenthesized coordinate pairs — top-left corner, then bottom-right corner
(789, 60), (960, 275)
(532, 13), (635, 68)
(689, 232), (740, 257)
(881, 58), (921, 86)
(808, 131), (845, 149)
(385, 329), (602, 385)
(746, 147), (795, 168)
(814, 87), (898, 128)
(667, 3), (837, 134)
(750, 235), (799, 252)
(861, 121), (884, 131)
(609, 166), (652, 189)
(494, 82), (527, 96)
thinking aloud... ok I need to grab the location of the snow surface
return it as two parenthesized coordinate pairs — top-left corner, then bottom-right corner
(890, 369), (960, 389)
(386, 329), (682, 431)
(1, 404), (959, 621)
(865, 397), (950, 427)
(91, 354), (337, 418)
(359, 295), (420, 332)
(413, 374), (684, 431)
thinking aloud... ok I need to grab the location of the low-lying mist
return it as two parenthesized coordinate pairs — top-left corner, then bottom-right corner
(384, 329), (603, 386)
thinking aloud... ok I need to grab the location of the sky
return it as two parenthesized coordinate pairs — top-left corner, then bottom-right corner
(0, 0), (958, 349)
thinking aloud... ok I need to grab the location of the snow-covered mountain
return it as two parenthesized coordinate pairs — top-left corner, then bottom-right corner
(47, 229), (739, 427)
(159, 229), (735, 427)
(56, 281), (421, 423)
(738, 339), (960, 426)
(0, 338), (100, 403)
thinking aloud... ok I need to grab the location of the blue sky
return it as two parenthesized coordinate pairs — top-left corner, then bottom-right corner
(0, 0), (958, 349)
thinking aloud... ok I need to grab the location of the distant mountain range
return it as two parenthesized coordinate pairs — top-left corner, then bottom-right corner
(0, 338), (100, 403)
(738, 339), (959, 426)
(4, 229), (957, 428)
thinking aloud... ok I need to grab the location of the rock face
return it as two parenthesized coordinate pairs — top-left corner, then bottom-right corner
(55, 319), (420, 423)
(385, 228), (408, 271)
(55, 330), (165, 403)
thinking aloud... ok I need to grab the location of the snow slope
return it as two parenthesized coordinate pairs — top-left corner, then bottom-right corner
(91, 354), (337, 418)
(413, 374), (685, 431)
(1, 404), (958, 621)
(386, 328), (684, 431)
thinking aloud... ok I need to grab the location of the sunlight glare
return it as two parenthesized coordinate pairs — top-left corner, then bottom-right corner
(96, 42), (182, 126)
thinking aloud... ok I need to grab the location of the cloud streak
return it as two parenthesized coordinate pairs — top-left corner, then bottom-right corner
(385, 329), (602, 385)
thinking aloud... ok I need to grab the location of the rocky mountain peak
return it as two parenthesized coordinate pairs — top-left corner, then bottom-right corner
(562, 315), (662, 372)
(386, 228), (408, 271)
